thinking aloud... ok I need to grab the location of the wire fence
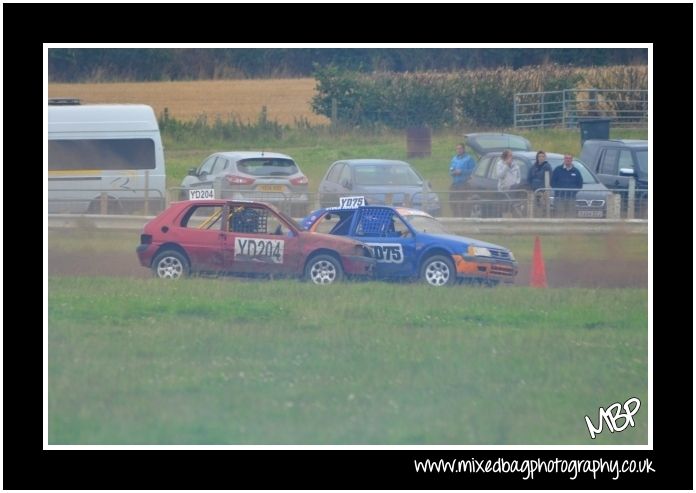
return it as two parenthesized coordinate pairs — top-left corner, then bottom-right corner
(46, 185), (647, 220)
(514, 89), (648, 129)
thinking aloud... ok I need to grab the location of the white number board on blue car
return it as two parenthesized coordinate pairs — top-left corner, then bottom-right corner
(189, 188), (215, 200)
(338, 196), (365, 209)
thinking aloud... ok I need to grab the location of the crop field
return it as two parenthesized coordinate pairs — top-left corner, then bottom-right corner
(48, 277), (647, 445)
(48, 79), (330, 125)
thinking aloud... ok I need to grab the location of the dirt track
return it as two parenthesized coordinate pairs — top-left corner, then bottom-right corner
(48, 250), (647, 288)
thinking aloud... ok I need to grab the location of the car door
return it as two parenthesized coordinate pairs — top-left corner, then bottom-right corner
(192, 156), (219, 188)
(595, 148), (624, 190)
(319, 162), (345, 207)
(175, 203), (227, 272)
(352, 207), (416, 278)
(221, 204), (303, 276)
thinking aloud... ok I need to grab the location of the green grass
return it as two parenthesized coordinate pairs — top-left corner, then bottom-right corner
(48, 278), (648, 445)
(162, 127), (648, 191)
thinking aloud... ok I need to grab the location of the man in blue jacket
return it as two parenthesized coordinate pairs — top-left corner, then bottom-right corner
(449, 143), (476, 216)
(551, 154), (584, 217)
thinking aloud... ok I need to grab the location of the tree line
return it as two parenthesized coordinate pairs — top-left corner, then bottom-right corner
(48, 48), (647, 82)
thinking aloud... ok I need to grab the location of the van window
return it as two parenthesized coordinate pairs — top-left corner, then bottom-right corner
(48, 138), (156, 171)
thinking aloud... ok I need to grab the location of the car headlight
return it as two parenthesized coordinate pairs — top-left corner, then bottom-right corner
(468, 246), (491, 257)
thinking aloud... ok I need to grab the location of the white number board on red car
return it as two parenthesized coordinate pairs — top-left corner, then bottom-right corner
(189, 189), (216, 200)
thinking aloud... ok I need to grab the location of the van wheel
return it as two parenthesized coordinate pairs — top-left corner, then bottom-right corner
(152, 250), (190, 279)
(420, 255), (456, 286)
(87, 196), (124, 214)
(305, 254), (343, 285)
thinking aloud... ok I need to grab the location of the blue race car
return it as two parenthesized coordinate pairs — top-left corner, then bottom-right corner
(302, 203), (518, 286)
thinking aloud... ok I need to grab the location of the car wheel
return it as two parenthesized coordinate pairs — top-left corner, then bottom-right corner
(465, 194), (483, 218)
(420, 255), (456, 287)
(152, 250), (190, 279)
(305, 254), (344, 285)
(511, 200), (528, 218)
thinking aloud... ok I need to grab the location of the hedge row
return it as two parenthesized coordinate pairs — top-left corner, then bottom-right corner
(311, 65), (648, 129)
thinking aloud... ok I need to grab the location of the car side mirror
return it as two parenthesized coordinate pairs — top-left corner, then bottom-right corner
(342, 180), (352, 190)
(187, 167), (198, 176)
(619, 168), (635, 177)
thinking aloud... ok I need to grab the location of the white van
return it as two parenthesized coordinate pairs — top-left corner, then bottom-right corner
(48, 101), (166, 214)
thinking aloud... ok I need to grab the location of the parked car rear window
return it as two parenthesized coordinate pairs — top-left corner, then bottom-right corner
(473, 135), (530, 151)
(354, 165), (422, 186)
(237, 158), (298, 176)
(548, 158), (598, 184)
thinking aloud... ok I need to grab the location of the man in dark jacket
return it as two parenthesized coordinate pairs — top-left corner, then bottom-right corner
(551, 154), (583, 218)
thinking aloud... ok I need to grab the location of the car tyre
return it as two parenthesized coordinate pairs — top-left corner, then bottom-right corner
(152, 250), (190, 279)
(464, 194), (483, 218)
(305, 254), (343, 285)
(420, 255), (456, 287)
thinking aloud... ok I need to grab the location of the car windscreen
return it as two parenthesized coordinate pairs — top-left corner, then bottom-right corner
(275, 208), (305, 230)
(353, 165), (423, 186)
(467, 134), (531, 154)
(402, 214), (448, 234)
(635, 151), (648, 179)
(548, 159), (598, 184)
(237, 158), (299, 177)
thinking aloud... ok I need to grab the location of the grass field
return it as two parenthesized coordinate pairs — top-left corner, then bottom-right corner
(48, 278), (648, 445)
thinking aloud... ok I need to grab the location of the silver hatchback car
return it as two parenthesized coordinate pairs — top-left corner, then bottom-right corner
(181, 151), (310, 216)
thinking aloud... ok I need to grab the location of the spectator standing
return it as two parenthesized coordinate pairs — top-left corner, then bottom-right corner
(449, 143), (475, 216)
(528, 151), (552, 191)
(551, 154), (583, 217)
(495, 149), (520, 191)
(528, 150), (552, 216)
(495, 149), (521, 217)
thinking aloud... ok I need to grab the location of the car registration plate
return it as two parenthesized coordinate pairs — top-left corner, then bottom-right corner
(577, 210), (604, 218)
(257, 185), (286, 192)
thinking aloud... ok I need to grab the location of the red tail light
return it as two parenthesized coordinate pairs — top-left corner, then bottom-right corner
(225, 174), (255, 185)
(290, 176), (309, 186)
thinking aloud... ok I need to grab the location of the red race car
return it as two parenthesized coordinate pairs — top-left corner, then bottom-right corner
(136, 200), (375, 284)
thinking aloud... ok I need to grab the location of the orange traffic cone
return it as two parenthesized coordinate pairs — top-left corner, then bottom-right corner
(530, 235), (548, 288)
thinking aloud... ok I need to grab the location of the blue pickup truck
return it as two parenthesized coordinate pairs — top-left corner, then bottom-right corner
(302, 202), (517, 286)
